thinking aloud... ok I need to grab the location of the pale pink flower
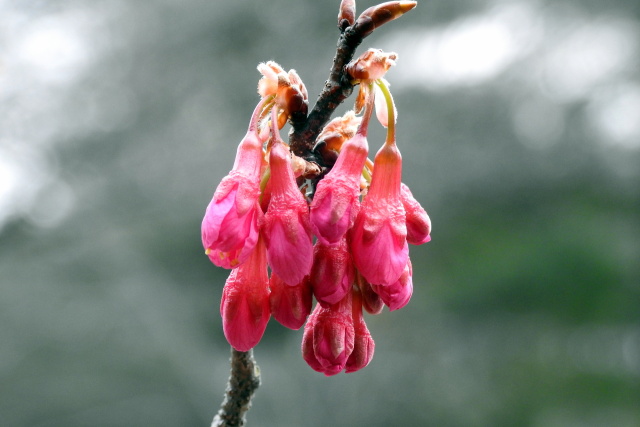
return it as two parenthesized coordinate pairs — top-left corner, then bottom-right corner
(269, 273), (312, 330)
(220, 237), (271, 351)
(263, 130), (313, 286)
(310, 237), (354, 306)
(202, 98), (268, 269)
(371, 259), (413, 311)
(301, 294), (355, 376)
(400, 183), (431, 245)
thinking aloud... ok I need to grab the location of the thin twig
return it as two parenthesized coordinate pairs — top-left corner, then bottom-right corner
(211, 349), (261, 427)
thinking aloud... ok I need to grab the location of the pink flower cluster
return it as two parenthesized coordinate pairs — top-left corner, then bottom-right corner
(202, 58), (430, 375)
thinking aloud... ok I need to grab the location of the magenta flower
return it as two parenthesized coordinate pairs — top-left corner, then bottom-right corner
(310, 90), (375, 246)
(350, 141), (408, 286)
(263, 124), (313, 286)
(301, 293), (355, 376)
(345, 290), (375, 373)
(310, 237), (354, 306)
(202, 98), (268, 269)
(269, 273), (312, 330)
(400, 183), (431, 245)
(350, 81), (408, 286)
(371, 259), (413, 311)
(220, 237), (271, 352)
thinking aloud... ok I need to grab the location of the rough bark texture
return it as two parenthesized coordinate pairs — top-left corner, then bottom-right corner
(289, 23), (367, 164)
(211, 349), (261, 427)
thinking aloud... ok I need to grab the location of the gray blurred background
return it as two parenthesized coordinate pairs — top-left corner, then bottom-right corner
(1, 0), (639, 426)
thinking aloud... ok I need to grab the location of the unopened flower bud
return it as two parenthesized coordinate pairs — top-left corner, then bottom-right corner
(345, 289), (375, 373)
(354, 1), (417, 38)
(338, 0), (356, 29)
(310, 238), (355, 306)
(301, 314), (325, 372)
(269, 273), (312, 330)
(357, 272), (384, 315)
(301, 294), (355, 376)
(400, 183), (431, 245)
(371, 259), (413, 311)
(220, 238), (271, 351)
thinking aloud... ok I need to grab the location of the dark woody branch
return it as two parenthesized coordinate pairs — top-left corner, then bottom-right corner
(288, 25), (363, 161)
(289, 1), (417, 166)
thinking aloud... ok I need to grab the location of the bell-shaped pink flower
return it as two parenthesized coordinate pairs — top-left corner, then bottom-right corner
(350, 141), (408, 286)
(310, 89), (375, 246)
(301, 293), (355, 376)
(269, 273), (312, 330)
(400, 183), (431, 245)
(345, 289), (375, 373)
(350, 80), (408, 286)
(263, 119), (313, 286)
(220, 237), (271, 351)
(202, 98), (268, 269)
(310, 237), (354, 306)
(371, 259), (413, 311)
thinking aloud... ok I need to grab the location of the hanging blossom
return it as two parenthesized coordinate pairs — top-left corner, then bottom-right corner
(201, 1), (429, 375)
(201, 97), (270, 269)
(309, 91), (373, 246)
(263, 107), (314, 286)
(349, 79), (408, 286)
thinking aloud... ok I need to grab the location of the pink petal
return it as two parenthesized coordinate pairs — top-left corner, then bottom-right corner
(269, 274), (312, 330)
(264, 213), (313, 286)
(351, 219), (409, 286)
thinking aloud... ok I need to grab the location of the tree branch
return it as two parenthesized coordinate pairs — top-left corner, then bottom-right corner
(288, 25), (366, 162)
(212, 349), (261, 427)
